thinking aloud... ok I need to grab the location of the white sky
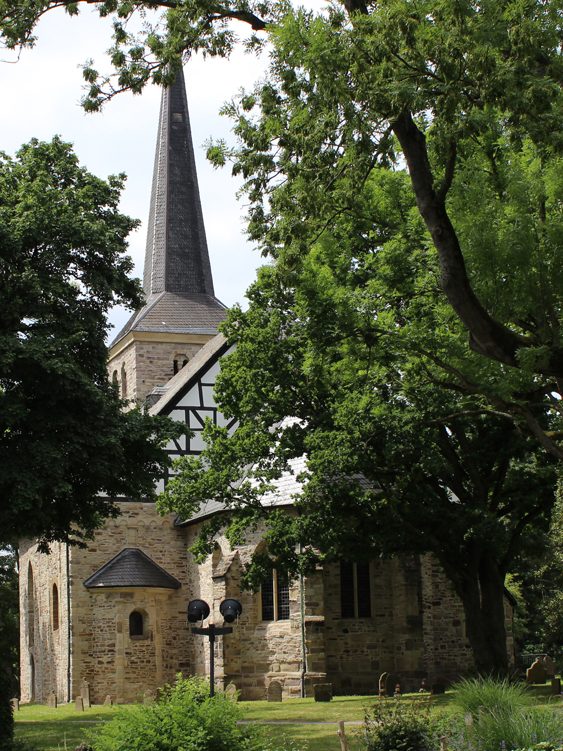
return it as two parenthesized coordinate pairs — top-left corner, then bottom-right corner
(0, 6), (275, 337)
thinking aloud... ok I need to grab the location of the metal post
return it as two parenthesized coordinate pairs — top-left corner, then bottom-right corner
(209, 624), (215, 698)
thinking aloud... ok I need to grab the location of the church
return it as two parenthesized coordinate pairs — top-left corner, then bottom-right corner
(19, 68), (502, 705)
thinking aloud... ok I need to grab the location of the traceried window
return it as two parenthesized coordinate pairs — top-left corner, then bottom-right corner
(340, 561), (371, 618)
(52, 583), (59, 631)
(261, 570), (290, 621)
(129, 610), (144, 637)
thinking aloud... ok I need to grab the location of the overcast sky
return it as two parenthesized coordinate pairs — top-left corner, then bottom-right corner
(0, 6), (275, 337)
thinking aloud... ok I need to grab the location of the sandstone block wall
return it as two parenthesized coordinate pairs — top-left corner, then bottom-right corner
(19, 540), (70, 704)
(108, 334), (213, 403)
(69, 503), (192, 704)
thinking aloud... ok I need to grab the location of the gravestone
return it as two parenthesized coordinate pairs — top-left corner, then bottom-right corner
(225, 682), (238, 701)
(103, 695), (113, 706)
(378, 672), (388, 697)
(541, 654), (556, 678)
(419, 678), (429, 693)
(75, 696), (84, 712)
(80, 679), (91, 709)
(526, 658), (547, 684)
(47, 692), (57, 708)
(550, 677), (561, 695)
(313, 683), (333, 702)
(393, 683), (401, 697)
(143, 689), (156, 705)
(267, 680), (282, 702)
(10, 698), (19, 712)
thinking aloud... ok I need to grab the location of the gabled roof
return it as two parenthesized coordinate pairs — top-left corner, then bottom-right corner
(111, 67), (226, 347)
(148, 333), (230, 415)
(83, 548), (181, 590)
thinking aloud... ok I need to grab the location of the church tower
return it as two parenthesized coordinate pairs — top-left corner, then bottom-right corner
(108, 69), (227, 404)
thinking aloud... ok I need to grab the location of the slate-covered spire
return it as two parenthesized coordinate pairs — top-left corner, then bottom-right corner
(144, 67), (215, 298)
(111, 68), (226, 346)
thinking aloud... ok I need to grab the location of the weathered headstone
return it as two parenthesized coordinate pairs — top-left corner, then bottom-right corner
(10, 698), (19, 712)
(541, 654), (556, 678)
(225, 682), (238, 701)
(75, 695), (84, 712)
(103, 695), (113, 706)
(143, 688), (156, 705)
(526, 658), (547, 684)
(550, 677), (561, 695)
(378, 672), (389, 697)
(313, 683), (333, 702)
(80, 679), (91, 709)
(47, 692), (57, 708)
(267, 680), (282, 702)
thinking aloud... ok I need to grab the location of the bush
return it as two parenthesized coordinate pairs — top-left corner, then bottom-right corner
(363, 698), (439, 751)
(90, 675), (258, 751)
(448, 677), (563, 751)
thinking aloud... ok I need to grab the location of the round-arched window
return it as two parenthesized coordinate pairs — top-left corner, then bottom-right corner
(129, 610), (144, 637)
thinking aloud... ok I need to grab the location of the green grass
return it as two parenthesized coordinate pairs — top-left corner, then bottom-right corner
(13, 688), (561, 751)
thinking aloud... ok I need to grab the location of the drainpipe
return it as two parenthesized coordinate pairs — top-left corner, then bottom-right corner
(66, 544), (71, 703)
(298, 544), (307, 698)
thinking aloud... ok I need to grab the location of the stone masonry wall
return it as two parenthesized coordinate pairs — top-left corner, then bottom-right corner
(108, 335), (212, 404)
(69, 503), (192, 704)
(419, 554), (474, 682)
(19, 540), (70, 704)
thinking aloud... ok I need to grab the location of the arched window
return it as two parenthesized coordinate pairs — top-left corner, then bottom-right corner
(173, 354), (189, 375)
(129, 610), (144, 637)
(112, 370), (118, 389)
(121, 364), (128, 398)
(27, 564), (35, 647)
(52, 583), (59, 631)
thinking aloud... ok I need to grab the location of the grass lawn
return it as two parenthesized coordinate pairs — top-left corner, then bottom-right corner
(14, 687), (561, 751)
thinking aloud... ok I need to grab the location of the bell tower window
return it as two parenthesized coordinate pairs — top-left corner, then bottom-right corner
(173, 354), (189, 375)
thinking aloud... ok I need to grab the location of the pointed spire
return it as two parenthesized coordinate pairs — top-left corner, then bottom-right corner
(144, 67), (215, 298)
(111, 68), (226, 347)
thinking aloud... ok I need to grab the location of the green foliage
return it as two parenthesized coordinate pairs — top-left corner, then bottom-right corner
(452, 677), (532, 716)
(449, 677), (563, 751)
(363, 699), (439, 751)
(0, 137), (178, 549)
(90, 675), (260, 751)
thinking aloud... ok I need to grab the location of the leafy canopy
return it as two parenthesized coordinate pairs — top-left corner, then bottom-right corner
(0, 137), (177, 548)
(1, 0), (560, 455)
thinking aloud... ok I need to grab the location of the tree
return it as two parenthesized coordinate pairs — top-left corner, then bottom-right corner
(0, 1), (561, 446)
(0, 549), (18, 751)
(0, 137), (176, 550)
(159, 165), (558, 674)
(0, 138), (177, 745)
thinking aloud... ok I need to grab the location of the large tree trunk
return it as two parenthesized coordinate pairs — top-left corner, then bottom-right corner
(446, 555), (509, 675)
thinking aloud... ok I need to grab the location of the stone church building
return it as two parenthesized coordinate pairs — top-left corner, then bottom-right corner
(19, 69), (500, 705)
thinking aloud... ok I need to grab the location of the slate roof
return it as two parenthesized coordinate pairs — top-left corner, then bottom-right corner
(111, 67), (226, 347)
(83, 548), (181, 589)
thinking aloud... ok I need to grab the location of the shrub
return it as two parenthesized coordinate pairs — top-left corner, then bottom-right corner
(90, 675), (258, 751)
(448, 677), (563, 751)
(452, 677), (531, 716)
(363, 698), (439, 751)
